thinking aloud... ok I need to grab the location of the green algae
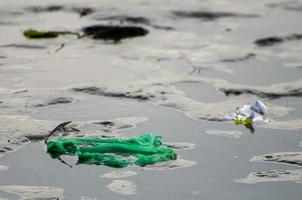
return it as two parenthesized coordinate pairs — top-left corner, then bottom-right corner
(24, 29), (80, 39)
(47, 133), (177, 168)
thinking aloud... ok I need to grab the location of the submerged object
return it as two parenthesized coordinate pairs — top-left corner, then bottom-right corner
(82, 25), (149, 41)
(47, 133), (177, 168)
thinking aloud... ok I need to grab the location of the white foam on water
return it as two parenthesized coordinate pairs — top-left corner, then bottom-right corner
(206, 130), (243, 138)
(0, 185), (64, 200)
(101, 171), (137, 179)
(106, 180), (137, 195)
(235, 169), (302, 184)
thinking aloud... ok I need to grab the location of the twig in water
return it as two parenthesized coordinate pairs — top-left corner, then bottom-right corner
(54, 43), (65, 52)
(178, 49), (205, 75)
(44, 121), (73, 144)
(57, 157), (73, 168)
(48, 33), (87, 54)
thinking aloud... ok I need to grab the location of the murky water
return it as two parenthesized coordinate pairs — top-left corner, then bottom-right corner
(1, 0), (302, 199)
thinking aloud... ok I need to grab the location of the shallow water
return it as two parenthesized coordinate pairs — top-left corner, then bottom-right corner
(1, 0), (302, 199)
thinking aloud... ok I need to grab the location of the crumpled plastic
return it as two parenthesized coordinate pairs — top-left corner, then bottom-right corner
(225, 100), (268, 133)
(47, 133), (177, 168)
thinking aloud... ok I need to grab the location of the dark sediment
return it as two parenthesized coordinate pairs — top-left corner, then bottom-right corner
(220, 88), (302, 99)
(24, 134), (48, 141)
(173, 11), (258, 20)
(35, 97), (74, 107)
(252, 152), (302, 167)
(26, 5), (63, 13)
(82, 25), (149, 41)
(72, 86), (151, 101)
(95, 15), (151, 25)
(164, 143), (195, 150)
(93, 120), (135, 132)
(220, 53), (256, 63)
(255, 34), (302, 46)
(0, 136), (29, 157)
(94, 15), (173, 30)
(150, 25), (174, 30)
(71, 7), (94, 17)
(0, 44), (46, 49)
(94, 121), (114, 127)
(236, 169), (302, 184)
(26, 5), (94, 17)
(88, 117), (147, 133)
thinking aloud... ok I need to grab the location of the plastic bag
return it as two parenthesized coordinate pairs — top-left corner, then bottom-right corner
(225, 100), (268, 133)
(47, 133), (177, 168)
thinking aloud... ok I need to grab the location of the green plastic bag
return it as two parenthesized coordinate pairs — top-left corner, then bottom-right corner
(47, 133), (177, 168)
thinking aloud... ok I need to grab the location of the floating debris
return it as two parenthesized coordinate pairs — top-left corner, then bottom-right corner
(225, 100), (268, 133)
(106, 180), (137, 195)
(234, 118), (254, 133)
(250, 100), (267, 115)
(24, 29), (80, 39)
(70, 78), (290, 128)
(82, 25), (149, 42)
(44, 121), (80, 143)
(47, 133), (177, 168)
(0, 116), (148, 158)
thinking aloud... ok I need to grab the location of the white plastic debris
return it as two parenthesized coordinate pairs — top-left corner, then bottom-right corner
(251, 100), (267, 115)
(225, 100), (268, 124)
